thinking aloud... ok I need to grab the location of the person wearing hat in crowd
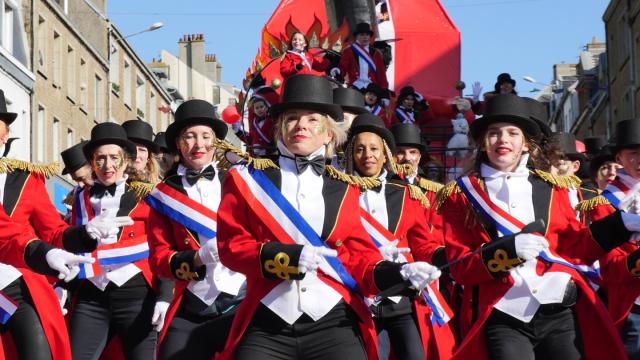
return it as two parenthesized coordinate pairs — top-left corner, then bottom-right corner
(233, 86), (281, 158)
(362, 83), (390, 128)
(61, 141), (94, 188)
(438, 94), (636, 359)
(584, 136), (621, 190)
(153, 132), (179, 179)
(123, 119), (161, 185)
(279, 32), (332, 81)
(337, 22), (389, 91)
(473, 73), (519, 115)
(66, 122), (173, 360)
(391, 86), (429, 127)
(344, 113), (454, 359)
(333, 87), (368, 129)
(577, 119), (640, 359)
(215, 74), (440, 359)
(145, 99), (246, 359)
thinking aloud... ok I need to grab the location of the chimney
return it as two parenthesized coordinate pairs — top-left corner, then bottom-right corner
(205, 53), (217, 81)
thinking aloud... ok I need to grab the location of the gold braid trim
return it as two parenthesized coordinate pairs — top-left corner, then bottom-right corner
(435, 180), (460, 213)
(325, 165), (381, 190)
(127, 181), (154, 202)
(407, 184), (430, 209)
(531, 169), (581, 189)
(0, 158), (59, 177)
(213, 139), (278, 171)
(575, 195), (610, 212)
(393, 163), (416, 177)
(417, 178), (444, 194)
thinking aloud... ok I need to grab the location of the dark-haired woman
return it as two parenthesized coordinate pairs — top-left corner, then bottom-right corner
(279, 32), (331, 80)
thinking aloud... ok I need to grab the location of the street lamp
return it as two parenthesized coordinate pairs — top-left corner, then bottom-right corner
(121, 22), (163, 40)
(523, 75), (548, 87)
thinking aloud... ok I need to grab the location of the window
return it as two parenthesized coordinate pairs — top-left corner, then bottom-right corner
(67, 45), (76, 100)
(36, 15), (46, 71)
(79, 58), (87, 108)
(2, 3), (14, 53)
(136, 74), (145, 118)
(53, 0), (68, 14)
(149, 91), (156, 128)
(53, 30), (61, 86)
(37, 106), (45, 162)
(123, 59), (131, 105)
(66, 128), (74, 149)
(94, 74), (103, 121)
(52, 118), (60, 161)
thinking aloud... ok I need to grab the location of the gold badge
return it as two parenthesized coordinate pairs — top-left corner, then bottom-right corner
(264, 252), (300, 280)
(487, 249), (521, 273)
(175, 262), (199, 281)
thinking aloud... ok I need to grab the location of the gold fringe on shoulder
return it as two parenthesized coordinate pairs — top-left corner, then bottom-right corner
(325, 165), (381, 190)
(435, 180), (460, 213)
(213, 139), (278, 171)
(407, 184), (430, 209)
(393, 163), (416, 177)
(0, 158), (59, 177)
(531, 169), (581, 189)
(575, 195), (609, 212)
(417, 178), (444, 193)
(128, 181), (154, 202)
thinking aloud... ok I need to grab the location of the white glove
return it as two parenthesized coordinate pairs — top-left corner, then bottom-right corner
(379, 240), (411, 262)
(151, 301), (170, 332)
(54, 287), (68, 315)
(298, 246), (338, 274)
(231, 121), (242, 133)
(400, 262), (441, 291)
(45, 248), (95, 282)
(471, 81), (483, 102)
(85, 209), (134, 244)
(514, 233), (549, 261)
(622, 212), (640, 233)
(381, 98), (390, 107)
(197, 240), (219, 265)
(329, 67), (341, 77)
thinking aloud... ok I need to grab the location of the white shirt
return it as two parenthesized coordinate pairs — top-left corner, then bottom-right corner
(177, 162), (246, 305)
(615, 170), (640, 305)
(353, 42), (372, 89)
(482, 155), (572, 323)
(261, 142), (343, 324)
(88, 175), (142, 291)
(0, 172), (25, 290)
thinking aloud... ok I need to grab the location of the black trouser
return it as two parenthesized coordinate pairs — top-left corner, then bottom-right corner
(233, 301), (367, 360)
(68, 273), (157, 360)
(485, 306), (583, 360)
(0, 278), (52, 360)
(159, 291), (239, 360)
(372, 297), (425, 360)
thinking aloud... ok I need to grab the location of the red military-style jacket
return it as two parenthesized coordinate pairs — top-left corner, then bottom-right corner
(0, 207), (38, 264)
(339, 44), (388, 90)
(439, 171), (629, 360)
(279, 50), (330, 80)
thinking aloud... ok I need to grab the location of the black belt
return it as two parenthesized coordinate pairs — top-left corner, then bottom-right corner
(537, 280), (578, 315)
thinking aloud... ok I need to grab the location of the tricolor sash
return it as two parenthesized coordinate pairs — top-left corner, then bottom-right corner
(602, 180), (629, 210)
(394, 107), (414, 124)
(286, 50), (312, 70)
(369, 105), (383, 116)
(351, 43), (377, 72)
(252, 117), (273, 145)
(229, 164), (359, 293)
(0, 291), (17, 325)
(360, 207), (453, 326)
(456, 175), (601, 279)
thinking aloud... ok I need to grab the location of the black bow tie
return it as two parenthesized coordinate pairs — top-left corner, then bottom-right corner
(295, 155), (326, 176)
(184, 165), (216, 186)
(370, 184), (383, 193)
(90, 183), (117, 198)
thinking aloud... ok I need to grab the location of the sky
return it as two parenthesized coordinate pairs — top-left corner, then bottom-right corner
(108, 0), (609, 98)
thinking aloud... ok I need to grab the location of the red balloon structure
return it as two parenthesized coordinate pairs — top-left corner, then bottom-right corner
(222, 106), (241, 124)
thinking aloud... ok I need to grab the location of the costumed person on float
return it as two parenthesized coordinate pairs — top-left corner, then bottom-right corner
(66, 122), (173, 360)
(123, 119), (161, 185)
(146, 100), (247, 359)
(216, 74), (441, 360)
(473, 73), (518, 115)
(344, 113), (455, 359)
(438, 94), (637, 359)
(61, 141), (94, 188)
(391, 86), (429, 128)
(576, 119), (640, 359)
(333, 87), (368, 129)
(337, 23), (389, 91)
(584, 137), (620, 191)
(279, 32), (332, 81)
(153, 132), (179, 180)
(233, 86), (280, 158)
(362, 83), (390, 128)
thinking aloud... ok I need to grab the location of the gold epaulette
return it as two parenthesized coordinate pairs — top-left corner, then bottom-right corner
(0, 158), (59, 177)
(213, 139), (278, 171)
(407, 184), (430, 209)
(435, 180), (460, 213)
(531, 169), (581, 189)
(325, 165), (381, 190)
(417, 178), (444, 193)
(393, 163), (416, 177)
(575, 195), (609, 212)
(127, 181), (154, 202)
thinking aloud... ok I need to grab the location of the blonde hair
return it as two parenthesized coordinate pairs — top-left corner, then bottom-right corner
(274, 110), (347, 158)
(126, 154), (160, 184)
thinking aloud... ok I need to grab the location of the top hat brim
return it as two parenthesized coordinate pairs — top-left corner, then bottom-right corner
(0, 112), (17, 125)
(165, 117), (229, 153)
(395, 141), (426, 153)
(271, 102), (344, 123)
(82, 138), (138, 161)
(349, 125), (396, 152)
(61, 162), (88, 175)
(353, 29), (374, 36)
(342, 105), (369, 115)
(470, 114), (541, 140)
(128, 137), (161, 154)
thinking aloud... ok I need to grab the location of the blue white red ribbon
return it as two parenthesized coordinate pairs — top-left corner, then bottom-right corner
(394, 107), (414, 124)
(423, 284), (453, 326)
(601, 180), (629, 210)
(0, 291), (17, 325)
(351, 43), (377, 72)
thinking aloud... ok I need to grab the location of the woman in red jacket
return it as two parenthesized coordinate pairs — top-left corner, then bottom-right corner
(279, 32), (331, 80)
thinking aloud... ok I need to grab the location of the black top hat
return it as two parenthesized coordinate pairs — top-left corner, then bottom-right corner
(333, 88), (367, 115)
(153, 132), (170, 153)
(0, 90), (17, 125)
(353, 22), (375, 36)
(584, 136), (607, 157)
(122, 119), (160, 154)
(391, 123), (426, 153)
(361, 83), (387, 99)
(589, 145), (615, 178)
(348, 113), (395, 152)
(554, 132), (585, 161)
(521, 97), (551, 139)
(494, 73), (516, 92)
(612, 119), (640, 153)
(165, 99), (228, 153)
(83, 122), (137, 160)
(469, 94), (541, 140)
(61, 141), (88, 175)
(271, 74), (343, 122)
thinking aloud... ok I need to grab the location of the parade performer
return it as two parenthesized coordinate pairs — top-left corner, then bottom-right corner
(66, 122), (173, 360)
(234, 86), (280, 157)
(61, 141), (94, 188)
(391, 86), (429, 127)
(362, 83), (390, 128)
(146, 99), (247, 359)
(333, 87), (368, 129)
(123, 119), (161, 184)
(345, 113), (455, 359)
(279, 32), (331, 80)
(338, 23), (389, 90)
(438, 94), (634, 359)
(153, 132), (179, 179)
(216, 74), (441, 360)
